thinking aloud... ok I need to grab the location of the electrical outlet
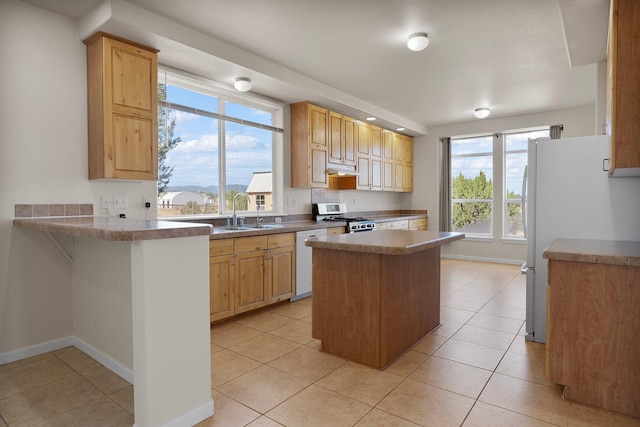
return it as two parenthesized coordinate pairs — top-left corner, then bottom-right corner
(101, 196), (111, 209)
(114, 196), (128, 209)
(275, 217), (282, 223)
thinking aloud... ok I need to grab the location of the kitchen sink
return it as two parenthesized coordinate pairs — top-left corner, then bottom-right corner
(210, 224), (284, 234)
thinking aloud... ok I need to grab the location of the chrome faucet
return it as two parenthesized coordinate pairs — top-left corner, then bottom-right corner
(232, 192), (250, 228)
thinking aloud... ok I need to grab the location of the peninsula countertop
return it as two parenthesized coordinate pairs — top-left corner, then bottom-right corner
(305, 230), (464, 255)
(12, 216), (211, 241)
(542, 238), (640, 267)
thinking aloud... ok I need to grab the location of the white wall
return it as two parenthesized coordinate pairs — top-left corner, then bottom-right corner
(0, 0), (154, 358)
(412, 104), (597, 263)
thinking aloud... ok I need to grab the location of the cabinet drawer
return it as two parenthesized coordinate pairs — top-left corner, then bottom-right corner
(235, 236), (268, 253)
(387, 220), (408, 230)
(210, 238), (234, 256)
(268, 232), (295, 249)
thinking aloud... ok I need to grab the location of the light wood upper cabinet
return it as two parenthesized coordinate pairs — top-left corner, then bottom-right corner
(328, 112), (356, 166)
(606, 0), (640, 176)
(290, 101), (413, 192)
(84, 33), (159, 180)
(291, 102), (328, 188)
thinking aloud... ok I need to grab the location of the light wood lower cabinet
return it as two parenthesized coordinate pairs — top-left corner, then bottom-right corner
(209, 239), (235, 322)
(210, 233), (295, 322)
(376, 220), (409, 230)
(547, 259), (640, 418)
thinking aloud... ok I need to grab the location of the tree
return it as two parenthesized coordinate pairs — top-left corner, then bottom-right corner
(226, 190), (248, 211)
(157, 84), (181, 195)
(452, 171), (493, 230)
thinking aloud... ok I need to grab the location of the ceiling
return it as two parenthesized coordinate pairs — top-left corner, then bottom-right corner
(22, 0), (609, 135)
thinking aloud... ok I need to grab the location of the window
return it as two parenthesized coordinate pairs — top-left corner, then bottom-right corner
(451, 135), (494, 235)
(503, 129), (549, 238)
(450, 128), (550, 239)
(157, 69), (283, 217)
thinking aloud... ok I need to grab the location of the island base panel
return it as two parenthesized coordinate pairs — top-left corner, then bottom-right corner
(312, 246), (440, 369)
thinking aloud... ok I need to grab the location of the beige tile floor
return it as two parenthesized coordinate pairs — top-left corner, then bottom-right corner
(1, 259), (639, 426)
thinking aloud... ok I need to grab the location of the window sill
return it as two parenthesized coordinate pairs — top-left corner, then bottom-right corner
(456, 235), (495, 242)
(500, 237), (526, 244)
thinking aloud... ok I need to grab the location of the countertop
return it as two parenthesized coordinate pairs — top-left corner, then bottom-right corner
(12, 216), (211, 241)
(12, 211), (429, 241)
(305, 230), (464, 255)
(542, 238), (640, 267)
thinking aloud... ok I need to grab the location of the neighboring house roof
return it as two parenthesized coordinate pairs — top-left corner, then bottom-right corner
(158, 191), (214, 205)
(246, 171), (272, 193)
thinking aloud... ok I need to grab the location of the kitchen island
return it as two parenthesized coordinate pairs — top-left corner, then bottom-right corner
(306, 230), (464, 369)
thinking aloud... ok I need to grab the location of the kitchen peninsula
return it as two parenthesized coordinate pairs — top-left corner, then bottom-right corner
(12, 212), (214, 427)
(307, 230), (464, 369)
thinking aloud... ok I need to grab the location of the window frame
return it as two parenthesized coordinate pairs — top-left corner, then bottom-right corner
(157, 67), (285, 219)
(450, 128), (550, 242)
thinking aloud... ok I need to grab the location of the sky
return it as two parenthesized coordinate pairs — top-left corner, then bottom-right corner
(163, 85), (274, 189)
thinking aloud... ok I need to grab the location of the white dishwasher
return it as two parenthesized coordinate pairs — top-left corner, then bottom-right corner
(292, 228), (327, 301)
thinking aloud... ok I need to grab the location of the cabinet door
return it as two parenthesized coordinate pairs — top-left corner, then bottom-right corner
(210, 255), (235, 322)
(343, 116), (357, 165)
(403, 163), (413, 192)
(235, 251), (267, 314)
(394, 162), (404, 191)
(269, 247), (295, 303)
(357, 156), (370, 189)
(383, 160), (394, 191)
(383, 131), (394, 160)
(328, 111), (343, 164)
(85, 34), (158, 180)
(370, 125), (382, 158)
(370, 157), (382, 190)
(309, 104), (328, 148)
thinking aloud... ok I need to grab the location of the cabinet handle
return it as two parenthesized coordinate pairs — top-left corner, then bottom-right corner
(602, 158), (610, 172)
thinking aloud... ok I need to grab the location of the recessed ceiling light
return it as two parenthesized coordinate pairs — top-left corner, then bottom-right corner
(366, 117), (376, 121)
(474, 108), (490, 119)
(234, 77), (252, 92)
(396, 127), (405, 131)
(407, 32), (429, 51)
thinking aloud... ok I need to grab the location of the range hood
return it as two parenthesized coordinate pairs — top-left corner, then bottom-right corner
(326, 164), (359, 176)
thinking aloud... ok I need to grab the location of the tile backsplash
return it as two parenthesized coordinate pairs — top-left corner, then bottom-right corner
(15, 204), (93, 218)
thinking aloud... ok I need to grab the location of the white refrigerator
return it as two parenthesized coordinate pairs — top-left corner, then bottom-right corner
(524, 135), (640, 343)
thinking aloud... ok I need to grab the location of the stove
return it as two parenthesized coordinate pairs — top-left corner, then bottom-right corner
(313, 203), (376, 233)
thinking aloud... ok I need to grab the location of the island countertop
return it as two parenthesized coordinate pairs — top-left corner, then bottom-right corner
(12, 216), (211, 241)
(305, 230), (464, 255)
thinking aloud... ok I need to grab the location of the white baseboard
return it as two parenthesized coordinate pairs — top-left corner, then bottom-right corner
(133, 399), (214, 427)
(72, 337), (133, 384)
(0, 336), (74, 365)
(441, 254), (523, 265)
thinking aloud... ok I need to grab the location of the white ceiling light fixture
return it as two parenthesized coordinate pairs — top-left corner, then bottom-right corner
(234, 77), (252, 92)
(396, 127), (405, 131)
(407, 32), (429, 51)
(365, 116), (376, 121)
(474, 107), (491, 119)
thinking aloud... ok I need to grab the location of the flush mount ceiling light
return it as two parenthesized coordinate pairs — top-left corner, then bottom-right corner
(474, 107), (491, 119)
(396, 127), (406, 131)
(365, 116), (376, 121)
(234, 77), (252, 92)
(407, 32), (429, 51)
